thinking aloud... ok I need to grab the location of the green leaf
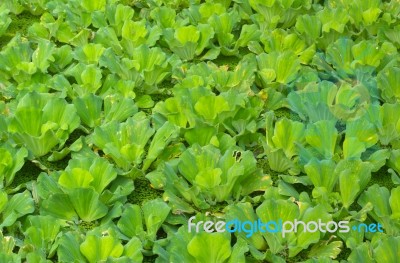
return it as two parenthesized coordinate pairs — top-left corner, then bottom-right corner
(366, 149), (389, 172)
(257, 51), (300, 85)
(142, 199), (170, 241)
(73, 94), (102, 128)
(68, 188), (108, 222)
(164, 24), (214, 60)
(117, 204), (144, 238)
(348, 243), (374, 263)
(143, 121), (179, 171)
(81, 0), (106, 12)
(296, 14), (321, 40)
(271, 118), (305, 158)
(288, 81), (338, 122)
(225, 203), (267, 251)
(388, 169), (400, 185)
(318, 7), (349, 33)
(187, 232), (231, 263)
(305, 120), (337, 159)
(228, 237), (248, 263)
(123, 237), (143, 262)
(80, 234), (124, 263)
(308, 240), (342, 259)
(136, 95), (154, 109)
(24, 215), (62, 251)
(339, 160), (372, 209)
(175, 26), (200, 44)
(378, 103), (400, 145)
(58, 168), (94, 189)
(184, 124), (218, 146)
(325, 38), (353, 75)
(0, 143), (28, 187)
(351, 40), (385, 68)
(75, 43), (105, 64)
(154, 98), (189, 127)
(0, 191), (7, 214)
(374, 236), (400, 263)
(266, 149), (293, 173)
(389, 187), (400, 219)
(1, 191), (34, 228)
(103, 94), (138, 123)
(58, 232), (86, 262)
(358, 185), (390, 219)
(343, 137), (366, 159)
(256, 199), (299, 254)
(290, 205), (331, 256)
(378, 67), (400, 103)
(80, 64), (102, 93)
(235, 24), (261, 48)
(132, 45), (170, 86)
(305, 158), (337, 192)
(150, 6), (176, 29)
(346, 118), (378, 148)
(195, 168), (222, 189)
(32, 40), (55, 73)
(209, 11), (239, 54)
(194, 95), (230, 122)
(0, 8), (11, 37)
(389, 151), (400, 175)
(0, 232), (18, 261)
(41, 193), (77, 220)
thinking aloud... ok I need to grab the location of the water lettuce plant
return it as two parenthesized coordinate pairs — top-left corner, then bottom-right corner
(8, 91), (80, 158)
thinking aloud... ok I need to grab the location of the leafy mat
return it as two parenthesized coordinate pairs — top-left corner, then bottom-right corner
(0, 0), (399, 262)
